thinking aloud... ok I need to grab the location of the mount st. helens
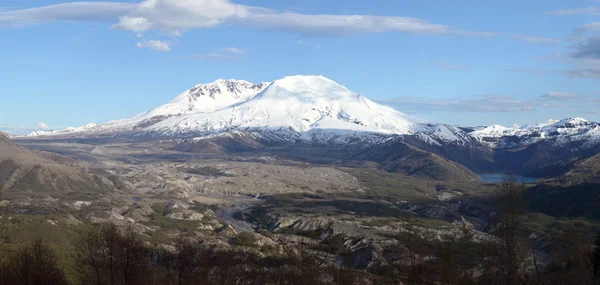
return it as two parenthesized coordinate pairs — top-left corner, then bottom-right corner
(27, 75), (426, 139)
(21, 75), (600, 180)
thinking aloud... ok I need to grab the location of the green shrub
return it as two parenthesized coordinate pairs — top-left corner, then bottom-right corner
(232, 232), (259, 247)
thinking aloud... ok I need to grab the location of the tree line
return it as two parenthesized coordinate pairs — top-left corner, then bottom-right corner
(0, 223), (374, 285)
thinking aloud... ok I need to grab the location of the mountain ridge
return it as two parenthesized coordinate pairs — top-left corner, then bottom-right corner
(18, 75), (600, 180)
(25, 76), (599, 146)
(0, 133), (119, 195)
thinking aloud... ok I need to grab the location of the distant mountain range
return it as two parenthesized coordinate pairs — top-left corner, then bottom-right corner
(20, 75), (600, 180)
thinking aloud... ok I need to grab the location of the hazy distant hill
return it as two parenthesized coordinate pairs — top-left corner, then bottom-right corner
(0, 134), (117, 195)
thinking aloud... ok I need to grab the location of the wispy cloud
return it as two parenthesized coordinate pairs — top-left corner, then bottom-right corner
(571, 37), (600, 60)
(506, 68), (560, 75)
(512, 34), (561, 44)
(381, 91), (600, 115)
(242, 13), (496, 37)
(0, 0), (497, 40)
(0, 2), (134, 26)
(37, 122), (50, 129)
(564, 65), (600, 79)
(295, 40), (323, 48)
(136, 40), (170, 51)
(221, 47), (246, 54)
(571, 22), (600, 37)
(540, 92), (578, 99)
(427, 60), (471, 70)
(548, 6), (598, 15)
(561, 34), (600, 79)
(539, 102), (571, 108)
(379, 94), (533, 113)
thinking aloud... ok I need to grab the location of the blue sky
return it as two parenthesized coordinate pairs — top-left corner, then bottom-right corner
(1, 0), (600, 134)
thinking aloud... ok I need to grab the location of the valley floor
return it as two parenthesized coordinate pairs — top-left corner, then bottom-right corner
(2, 138), (600, 284)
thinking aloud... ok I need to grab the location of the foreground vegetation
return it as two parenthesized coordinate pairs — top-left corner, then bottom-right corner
(1, 223), (600, 285)
(1, 180), (600, 285)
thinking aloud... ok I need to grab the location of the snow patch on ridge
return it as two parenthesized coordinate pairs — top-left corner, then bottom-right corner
(470, 117), (600, 148)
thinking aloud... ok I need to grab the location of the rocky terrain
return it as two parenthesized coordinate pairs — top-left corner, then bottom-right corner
(6, 76), (600, 283)
(3, 124), (600, 284)
(0, 134), (495, 270)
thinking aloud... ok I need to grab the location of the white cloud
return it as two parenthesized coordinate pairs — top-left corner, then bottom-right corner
(548, 6), (598, 15)
(505, 68), (559, 75)
(381, 92), (600, 115)
(37, 122), (50, 129)
(112, 16), (152, 33)
(540, 102), (570, 107)
(0, 0), (497, 38)
(294, 40), (322, 48)
(564, 65), (600, 79)
(427, 60), (470, 70)
(541, 92), (578, 99)
(244, 12), (496, 37)
(512, 34), (561, 44)
(563, 36), (600, 79)
(380, 94), (533, 113)
(136, 40), (170, 51)
(571, 37), (600, 60)
(221, 47), (246, 54)
(0, 2), (134, 26)
(571, 22), (600, 37)
(111, 0), (247, 35)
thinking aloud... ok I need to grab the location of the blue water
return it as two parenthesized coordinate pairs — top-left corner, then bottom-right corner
(478, 174), (539, 183)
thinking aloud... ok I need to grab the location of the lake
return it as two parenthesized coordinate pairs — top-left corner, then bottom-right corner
(478, 174), (539, 183)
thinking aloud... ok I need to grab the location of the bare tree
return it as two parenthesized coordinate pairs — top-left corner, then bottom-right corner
(439, 240), (456, 285)
(156, 237), (205, 285)
(594, 233), (600, 282)
(4, 239), (68, 285)
(73, 224), (150, 285)
(486, 177), (529, 285)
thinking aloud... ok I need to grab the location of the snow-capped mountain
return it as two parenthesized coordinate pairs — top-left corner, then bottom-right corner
(18, 75), (600, 179)
(139, 79), (270, 116)
(27, 75), (426, 139)
(26, 123), (99, 137)
(416, 124), (478, 146)
(22, 75), (600, 152)
(471, 118), (600, 148)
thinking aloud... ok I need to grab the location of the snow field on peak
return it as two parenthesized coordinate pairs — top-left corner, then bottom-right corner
(97, 75), (425, 137)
